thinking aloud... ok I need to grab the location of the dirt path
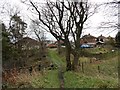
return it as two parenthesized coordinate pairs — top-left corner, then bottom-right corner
(48, 49), (65, 88)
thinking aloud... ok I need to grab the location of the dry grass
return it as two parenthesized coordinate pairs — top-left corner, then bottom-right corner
(2, 67), (45, 88)
(15, 70), (42, 88)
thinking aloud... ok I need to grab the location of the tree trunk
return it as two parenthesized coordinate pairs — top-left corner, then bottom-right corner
(39, 41), (46, 60)
(57, 40), (61, 54)
(72, 52), (79, 71)
(65, 46), (72, 71)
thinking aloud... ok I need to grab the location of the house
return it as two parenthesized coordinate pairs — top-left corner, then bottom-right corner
(45, 40), (57, 48)
(97, 34), (107, 42)
(47, 43), (57, 48)
(96, 34), (111, 45)
(46, 40), (66, 48)
(44, 40), (55, 45)
(80, 33), (97, 47)
(55, 40), (65, 46)
(16, 37), (42, 50)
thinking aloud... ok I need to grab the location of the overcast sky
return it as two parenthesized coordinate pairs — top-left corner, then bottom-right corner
(0, 0), (118, 41)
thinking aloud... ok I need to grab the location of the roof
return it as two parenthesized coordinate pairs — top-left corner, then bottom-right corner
(98, 34), (106, 39)
(47, 43), (57, 48)
(55, 40), (64, 44)
(80, 34), (96, 44)
(82, 34), (96, 39)
(16, 37), (41, 46)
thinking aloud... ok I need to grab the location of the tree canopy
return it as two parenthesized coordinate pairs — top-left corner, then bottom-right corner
(9, 14), (27, 43)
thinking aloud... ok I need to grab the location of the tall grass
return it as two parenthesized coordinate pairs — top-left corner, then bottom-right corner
(64, 71), (118, 88)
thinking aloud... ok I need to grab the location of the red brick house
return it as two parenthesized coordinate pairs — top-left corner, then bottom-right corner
(80, 34), (97, 46)
(46, 40), (65, 48)
(16, 37), (42, 50)
(46, 43), (57, 48)
(55, 40), (65, 46)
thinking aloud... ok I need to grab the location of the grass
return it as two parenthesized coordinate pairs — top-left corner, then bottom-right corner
(43, 70), (60, 88)
(15, 50), (65, 88)
(47, 48), (66, 68)
(31, 70), (60, 88)
(79, 57), (90, 63)
(63, 46), (118, 88)
(63, 57), (118, 88)
(4, 70), (43, 88)
(79, 57), (118, 76)
(5, 69), (60, 88)
(4, 48), (65, 88)
(64, 71), (118, 88)
(46, 47), (118, 88)
(31, 48), (67, 88)
(4, 46), (119, 88)
(79, 46), (118, 60)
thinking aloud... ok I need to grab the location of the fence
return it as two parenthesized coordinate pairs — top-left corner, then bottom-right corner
(78, 57), (102, 73)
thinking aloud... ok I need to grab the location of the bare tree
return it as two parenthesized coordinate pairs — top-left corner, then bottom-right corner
(28, 0), (98, 71)
(30, 19), (47, 60)
(30, 19), (46, 42)
(9, 14), (27, 43)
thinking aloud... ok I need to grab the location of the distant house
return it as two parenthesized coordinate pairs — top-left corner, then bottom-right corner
(55, 40), (65, 46)
(44, 40), (55, 45)
(80, 34), (97, 47)
(16, 37), (41, 50)
(47, 43), (57, 48)
(46, 40), (65, 48)
(97, 34), (107, 42)
(96, 34), (110, 45)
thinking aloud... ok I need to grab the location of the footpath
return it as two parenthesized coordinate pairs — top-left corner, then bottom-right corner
(48, 49), (65, 88)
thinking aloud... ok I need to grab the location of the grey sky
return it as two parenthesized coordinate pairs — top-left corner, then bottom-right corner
(0, 0), (118, 41)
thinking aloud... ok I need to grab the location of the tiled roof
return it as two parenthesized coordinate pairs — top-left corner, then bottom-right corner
(82, 34), (96, 39)
(16, 37), (41, 46)
(98, 34), (106, 39)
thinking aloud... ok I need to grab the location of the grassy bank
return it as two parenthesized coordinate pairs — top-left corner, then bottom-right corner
(31, 70), (60, 88)
(47, 48), (66, 68)
(47, 47), (118, 88)
(4, 47), (118, 88)
(64, 71), (118, 88)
